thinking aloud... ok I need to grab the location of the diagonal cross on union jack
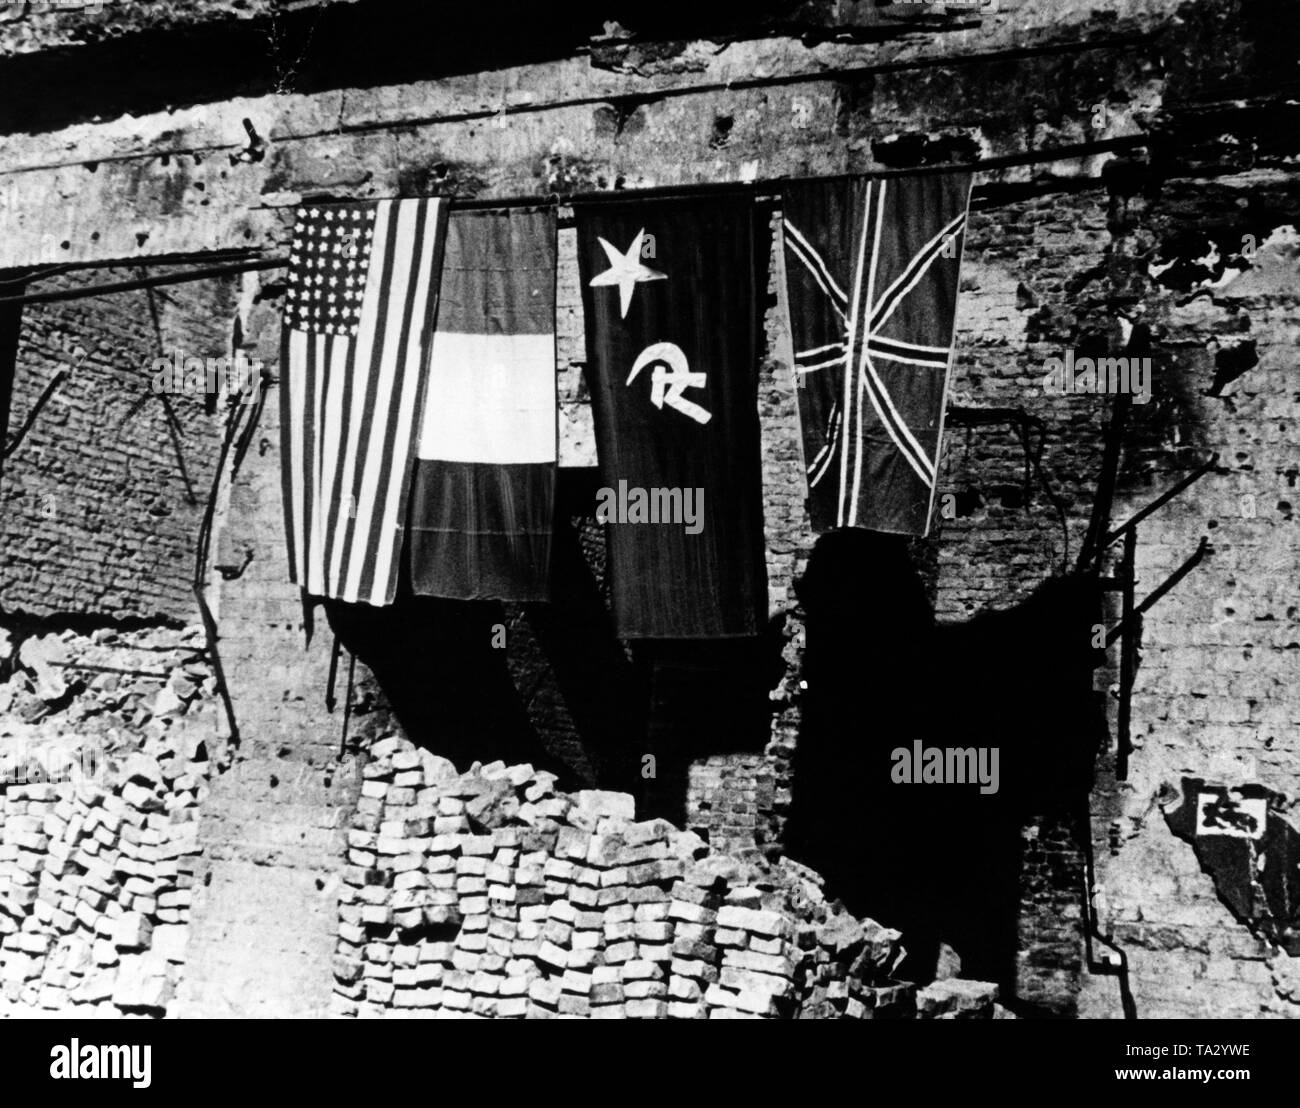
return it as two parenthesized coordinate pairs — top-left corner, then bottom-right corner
(783, 178), (966, 530)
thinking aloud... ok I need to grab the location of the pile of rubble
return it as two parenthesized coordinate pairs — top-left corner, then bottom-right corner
(335, 735), (1001, 1019)
(0, 626), (218, 742)
(0, 625), (222, 1016)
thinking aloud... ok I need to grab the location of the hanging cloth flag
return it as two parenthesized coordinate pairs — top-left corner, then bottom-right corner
(576, 197), (767, 639)
(280, 197), (449, 606)
(408, 206), (558, 601)
(782, 173), (971, 536)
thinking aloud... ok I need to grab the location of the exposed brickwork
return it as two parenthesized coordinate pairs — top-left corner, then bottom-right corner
(1016, 817), (1086, 1017)
(0, 271), (235, 622)
(932, 163), (1300, 1016)
(1079, 200), (1300, 1019)
(687, 754), (778, 858)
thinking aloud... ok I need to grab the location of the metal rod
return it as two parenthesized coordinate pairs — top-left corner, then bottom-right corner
(292, 134), (1150, 212)
(1077, 799), (1138, 1018)
(1077, 390), (1132, 575)
(1132, 537), (1211, 620)
(0, 134), (1149, 307)
(1104, 537), (1210, 649)
(325, 635), (341, 714)
(1116, 528), (1136, 781)
(191, 392), (256, 749)
(0, 257), (288, 307)
(49, 660), (170, 679)
(339, 650), (357, 760)
(3, 367), (66, 458)
(1102, 454), (1220, 547)
(0, 248), (267, 288)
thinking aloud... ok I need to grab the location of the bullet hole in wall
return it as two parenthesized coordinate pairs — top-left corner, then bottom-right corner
(1207, 339), (1259, 397)
(871, 131), (980, 169)
(709, 113), (734, 149)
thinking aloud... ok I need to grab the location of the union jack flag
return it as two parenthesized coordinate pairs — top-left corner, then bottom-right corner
(782, 174), (971, 535)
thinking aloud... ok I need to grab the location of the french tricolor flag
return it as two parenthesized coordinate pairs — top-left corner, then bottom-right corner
(407, 207), (558, 601)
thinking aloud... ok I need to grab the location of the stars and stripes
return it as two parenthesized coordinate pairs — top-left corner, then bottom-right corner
(284, 205), (376, 335)
(280, 197), (449, 607)
(783, 174), (972, 536)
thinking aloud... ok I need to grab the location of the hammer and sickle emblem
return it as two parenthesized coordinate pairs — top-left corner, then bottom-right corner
(626, 342), (712, 425)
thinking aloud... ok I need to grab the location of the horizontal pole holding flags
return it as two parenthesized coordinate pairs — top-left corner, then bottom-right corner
(295, 134), (1151, 211)
(0, 134), (1151, 308)
(0, 256), (288, 307)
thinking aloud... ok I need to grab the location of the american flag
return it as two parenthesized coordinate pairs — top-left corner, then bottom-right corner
(783, 174), (971, 536)
(280, 197), (449, 606)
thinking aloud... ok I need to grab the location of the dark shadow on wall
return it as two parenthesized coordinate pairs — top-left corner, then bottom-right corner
(325, 592), (550, 774)
(324, 468), (780, 802)
(786, 528), (1106, 999)
(785, 529), (938, 973)
(633, 626), (785, 829)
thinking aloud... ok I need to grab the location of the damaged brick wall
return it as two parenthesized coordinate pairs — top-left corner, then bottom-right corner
(0, 0), (1295, 1020)
(933, 189), (1121, 1015)
(923, 3), (1300, 1012)
(0, 271), (236, 622)
(1078, 185), (1300, 1019)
